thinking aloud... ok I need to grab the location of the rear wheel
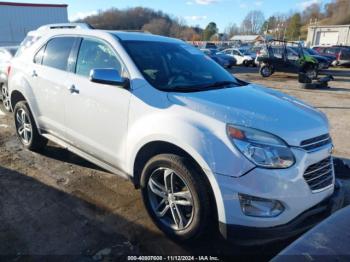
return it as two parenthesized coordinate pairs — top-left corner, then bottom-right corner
(14, 101), (47, 151)
(1, 84), (11, 112)
(141, 154), (213, 241)
(304, 64), (318, 80)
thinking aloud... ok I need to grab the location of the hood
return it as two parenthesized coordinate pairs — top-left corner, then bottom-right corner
(167, 84), (329, 146)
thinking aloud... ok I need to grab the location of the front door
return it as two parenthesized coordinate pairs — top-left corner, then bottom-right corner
(284, 47), (300, 73)
(64, 37), (131, 169)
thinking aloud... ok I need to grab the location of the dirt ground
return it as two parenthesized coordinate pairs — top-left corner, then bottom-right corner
(0, 68), (349, 261)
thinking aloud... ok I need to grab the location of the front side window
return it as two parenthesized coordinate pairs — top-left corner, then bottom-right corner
(123, 40), (241, 92)
(42, 37), (75, 71)
(76, 38), (122, 78)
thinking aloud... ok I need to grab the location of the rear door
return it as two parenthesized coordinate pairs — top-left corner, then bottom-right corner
(30, 36), (77, 137)
(64, 37), (131, 168)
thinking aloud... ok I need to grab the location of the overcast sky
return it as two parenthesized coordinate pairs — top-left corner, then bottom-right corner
(4, 0), (331, 30)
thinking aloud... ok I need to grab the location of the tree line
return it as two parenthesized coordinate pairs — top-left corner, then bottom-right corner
(78, 0), (350, 41)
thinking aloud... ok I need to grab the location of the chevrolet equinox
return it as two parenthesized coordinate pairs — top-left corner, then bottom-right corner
(8, 24), (340, 244)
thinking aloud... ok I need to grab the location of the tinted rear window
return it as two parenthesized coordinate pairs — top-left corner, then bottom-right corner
(42, 37), (75, 71)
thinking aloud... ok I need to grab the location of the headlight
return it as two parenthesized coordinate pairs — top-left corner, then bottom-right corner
(227, 124), (295, 168)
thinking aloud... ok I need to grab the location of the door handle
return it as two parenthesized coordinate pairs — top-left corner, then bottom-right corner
(68, 85), (79, 94)
(32, 70), (38, 77)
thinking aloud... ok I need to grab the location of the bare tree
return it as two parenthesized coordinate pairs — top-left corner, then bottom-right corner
(224, 23), (239, 38)
(325, 0), (350, 24)
(142, 18), (171, 35)
(240, 10), (265, 34)
(301, 3), (323, 24)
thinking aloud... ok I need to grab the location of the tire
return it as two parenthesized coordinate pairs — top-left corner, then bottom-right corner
(1, 84), (12, 112)
(243, 60), (249, 67)
(304, 64), (318, 80)
(140, 154), (213, 242)
(260, 64), (273, 77)
(14, 101), (47, 151)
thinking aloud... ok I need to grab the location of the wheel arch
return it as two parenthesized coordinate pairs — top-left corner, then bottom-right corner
(132, 140), (219, 221)
(10, 90), (41, 134)
(133, 140), (207, 188)
(10, 90), (27, 110)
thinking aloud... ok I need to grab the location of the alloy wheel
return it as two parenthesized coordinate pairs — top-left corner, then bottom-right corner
(15, 108), (32, 145)
(147, 167), (194, 231)
(2, 85), (11, 111)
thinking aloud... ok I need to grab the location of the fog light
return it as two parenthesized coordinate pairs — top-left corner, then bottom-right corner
(238, 194), (284, 217)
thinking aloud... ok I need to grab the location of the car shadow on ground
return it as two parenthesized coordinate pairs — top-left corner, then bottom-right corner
(0, 164), (293, 261)
(40, 143), (106, 172)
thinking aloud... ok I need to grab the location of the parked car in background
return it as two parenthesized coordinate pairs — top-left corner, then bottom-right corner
(221, 48), (255, 66)
(9, 24), (339, 244)
(201, 48), (236, 68)
(257, 40), (319, 78)
(202, 42), (217, 49)
(312, 46), (350, 66)
(290, 47), (331, 70)
(0, 46), (18, 111)
(303, 48), (336, 66)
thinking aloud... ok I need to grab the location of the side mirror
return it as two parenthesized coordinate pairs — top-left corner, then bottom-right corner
(90, 69), (129, 88)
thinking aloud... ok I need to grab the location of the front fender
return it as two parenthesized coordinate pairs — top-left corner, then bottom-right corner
(126, 100), (255, 178)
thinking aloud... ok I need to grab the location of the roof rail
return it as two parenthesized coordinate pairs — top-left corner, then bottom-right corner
(37, 23), (94, 31)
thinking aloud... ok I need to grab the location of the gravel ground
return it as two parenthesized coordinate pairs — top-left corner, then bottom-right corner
(0, 67), (349, 261)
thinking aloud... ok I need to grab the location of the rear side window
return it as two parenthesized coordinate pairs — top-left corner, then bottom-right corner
(16, 35), (41, 57)
(42, 37), (75, 71)
(75, 38), (122, 78)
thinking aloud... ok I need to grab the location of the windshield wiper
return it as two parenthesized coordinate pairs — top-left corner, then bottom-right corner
(163, 80), (240, 92)
(202, 81), (239, 89)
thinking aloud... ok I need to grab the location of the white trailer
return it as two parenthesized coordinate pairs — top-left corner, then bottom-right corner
(0, 2), (68, 46)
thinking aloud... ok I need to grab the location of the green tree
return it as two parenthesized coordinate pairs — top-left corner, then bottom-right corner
(286, 13), (301, 40)
(202, 22), (218, 41)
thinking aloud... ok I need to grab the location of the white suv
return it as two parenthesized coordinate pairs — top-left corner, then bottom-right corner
(8, 25), (341, 243)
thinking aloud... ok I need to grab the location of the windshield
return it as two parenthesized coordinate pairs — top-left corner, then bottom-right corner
(123, 40), (241, 92)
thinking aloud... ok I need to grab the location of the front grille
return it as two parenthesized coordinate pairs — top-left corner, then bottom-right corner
(300, 134), (332, 151)
(304, 157), (334, 192)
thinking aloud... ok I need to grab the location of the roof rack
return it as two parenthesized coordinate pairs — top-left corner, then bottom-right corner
(37, 23), (94, 31)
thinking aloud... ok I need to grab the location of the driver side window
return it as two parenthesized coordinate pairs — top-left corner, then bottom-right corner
(76, 38), (122, 78)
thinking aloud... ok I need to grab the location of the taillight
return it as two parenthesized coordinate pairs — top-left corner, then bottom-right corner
(7, 65), (11, 76)
(336, 52), (341, 60)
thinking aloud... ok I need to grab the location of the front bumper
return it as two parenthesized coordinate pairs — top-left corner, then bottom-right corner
(219, 180), (345, 245)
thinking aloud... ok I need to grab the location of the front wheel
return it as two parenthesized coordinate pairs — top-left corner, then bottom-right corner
(260, 64), (273, 77)
(140, 154), (213, 241)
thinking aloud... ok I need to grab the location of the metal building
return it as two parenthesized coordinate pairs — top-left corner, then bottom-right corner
(307, 24), (350, 47)
(0, 1), (68, 46)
